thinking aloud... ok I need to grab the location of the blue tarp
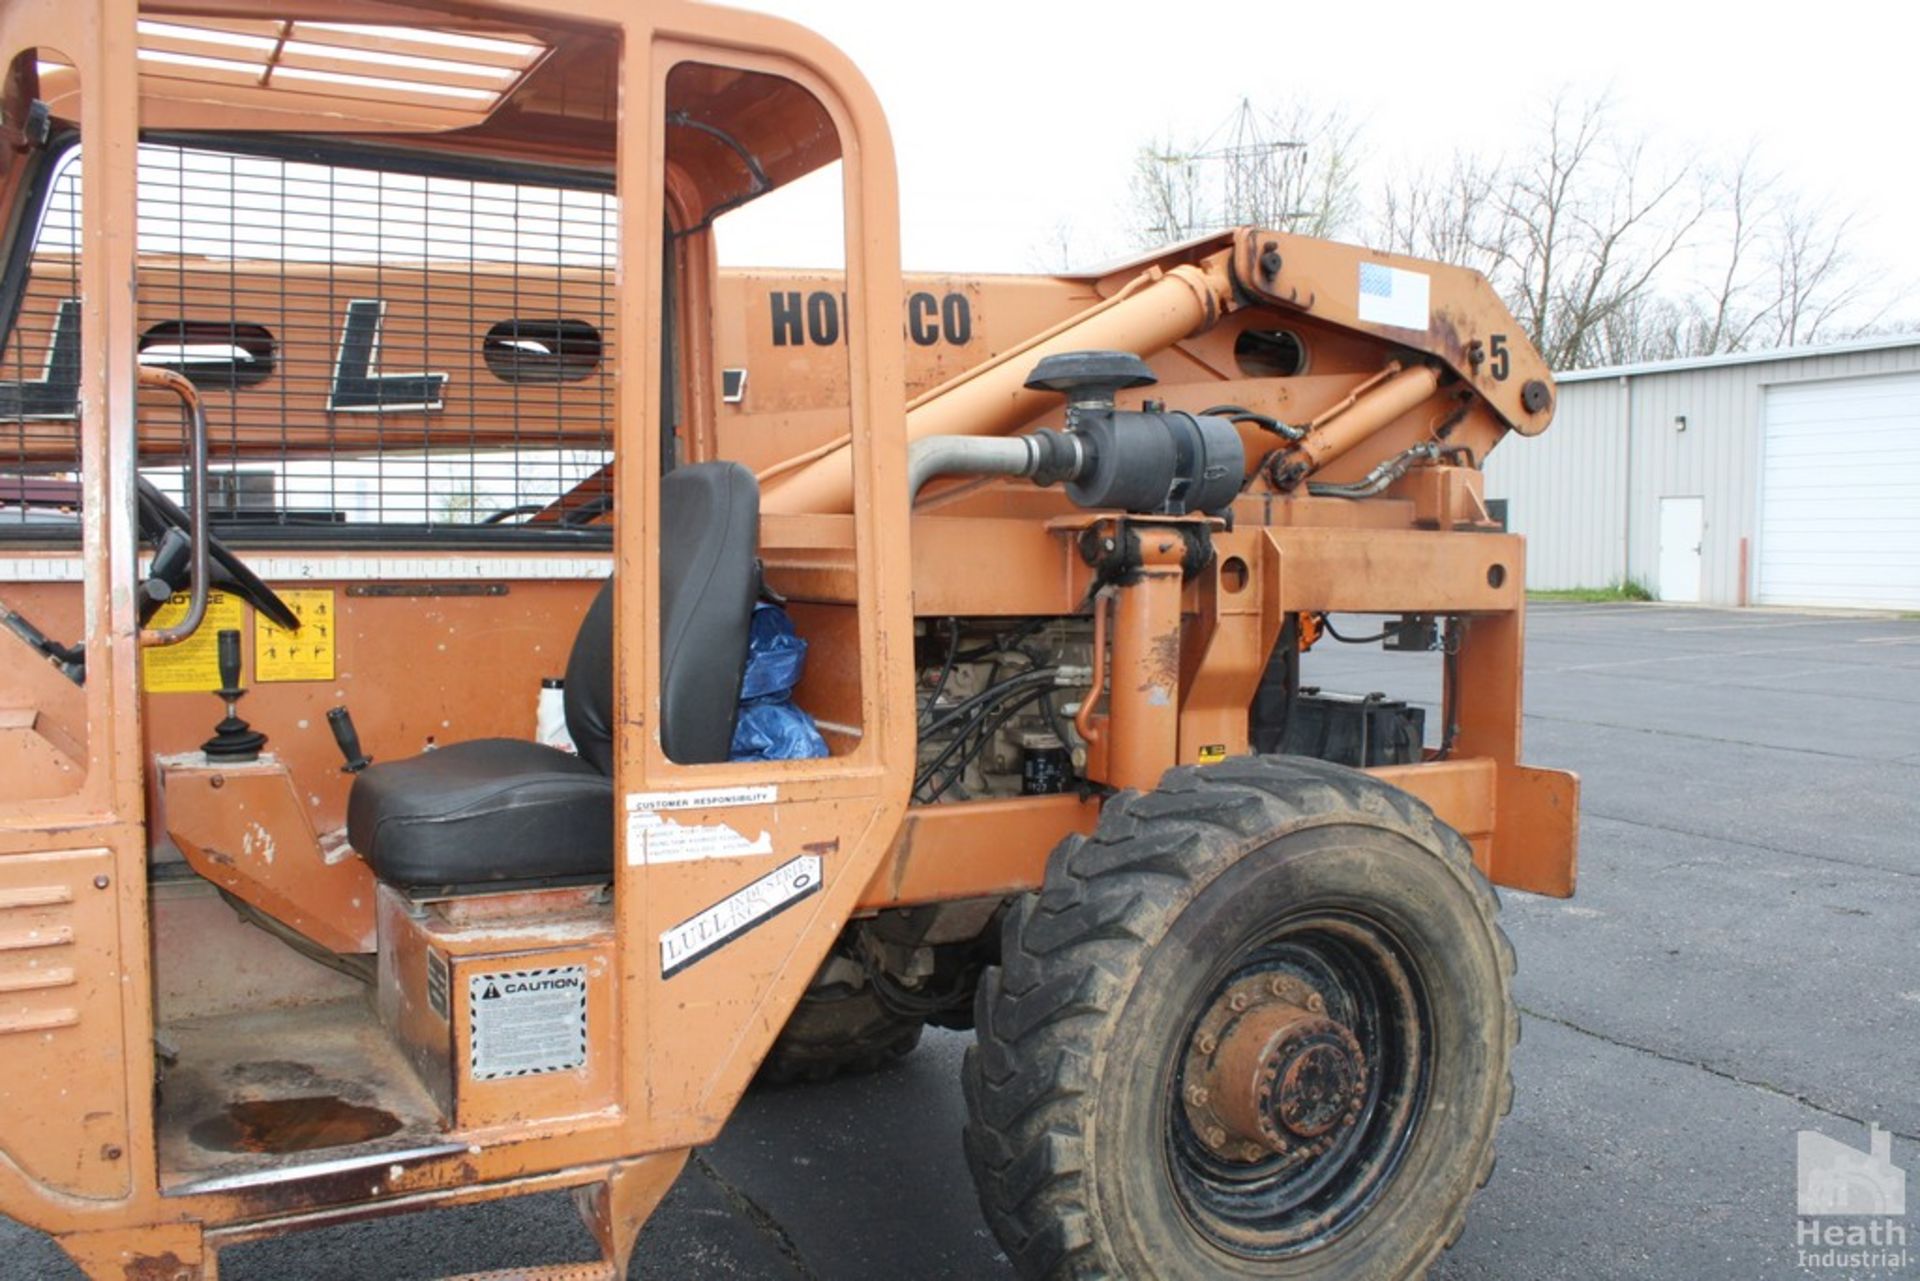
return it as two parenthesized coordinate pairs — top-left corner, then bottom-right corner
(730, 603), (829, 761)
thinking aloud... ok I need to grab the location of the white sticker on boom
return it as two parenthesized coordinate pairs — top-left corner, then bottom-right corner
(659, 854), (822, 978)
(1356, 262), (1430, 331)
(623, 786), (777, 864)
(467, 965), (587, 1081)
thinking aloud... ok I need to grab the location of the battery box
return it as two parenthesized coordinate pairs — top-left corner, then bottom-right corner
(1280, 690), (1426, 768)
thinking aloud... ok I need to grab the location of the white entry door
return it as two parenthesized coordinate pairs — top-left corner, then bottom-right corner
(1658, 496), (1704, 603)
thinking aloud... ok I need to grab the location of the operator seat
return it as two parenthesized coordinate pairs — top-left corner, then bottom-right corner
(345, 462), (761, 890)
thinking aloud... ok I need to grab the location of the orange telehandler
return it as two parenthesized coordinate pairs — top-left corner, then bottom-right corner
(0, 2), (1575, 1276)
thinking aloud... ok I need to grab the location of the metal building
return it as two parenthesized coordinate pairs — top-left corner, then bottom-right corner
(1484, 335), (1920, 609)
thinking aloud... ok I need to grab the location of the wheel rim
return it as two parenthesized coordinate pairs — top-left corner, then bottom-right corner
(1166, 910), (1432, 1258)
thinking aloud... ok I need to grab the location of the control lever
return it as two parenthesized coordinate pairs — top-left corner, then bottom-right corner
(0, 598), (84, 685)
(138, 528), (193, 626)
(327, 706), (371, 773)
(201, 628), (266, 762)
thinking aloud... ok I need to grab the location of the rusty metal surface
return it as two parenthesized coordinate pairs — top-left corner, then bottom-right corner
(436, 1266), (614, 1281)
(1181, 973), (1366, 1164)
(153, 998), (446, 1193)
(1104, 534), (1187, 792)
(0, 848), (129, 1199)
(152, 880), (362, 1024)
(0, 708), (84, 803)
(860, 793), (1099, 910)
(162, 759), (375, 956)
(0, 0), (1576, 1270)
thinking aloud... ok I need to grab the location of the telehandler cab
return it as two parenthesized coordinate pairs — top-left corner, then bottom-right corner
(0, 1), (1576, 1276)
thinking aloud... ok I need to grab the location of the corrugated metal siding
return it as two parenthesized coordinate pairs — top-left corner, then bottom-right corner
(1484, 340), (1920, 603)
(1484, 378), (1627, 590)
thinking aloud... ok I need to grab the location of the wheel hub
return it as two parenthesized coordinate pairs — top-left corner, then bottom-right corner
(1181, 973), (1367, 1162)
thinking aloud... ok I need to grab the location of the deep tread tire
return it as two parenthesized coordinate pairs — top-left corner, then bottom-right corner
(757, 983), (923, 1086)
(962, 756), (1517, 1280)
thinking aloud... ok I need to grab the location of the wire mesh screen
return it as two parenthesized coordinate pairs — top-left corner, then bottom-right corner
(1, 140), (619, 535)
(0, 144), (84, 526)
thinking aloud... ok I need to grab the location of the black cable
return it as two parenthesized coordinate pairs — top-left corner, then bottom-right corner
(1436, 619), (1463, 760)
(953, 616), (1047, 663)
(918, 667), (1057, 742)
(1320, 614), (1393, 645)
(918, 618), (961, 731)
(1201, 404), (1305, 441)
(916, 683), (1058, 802)
(919, 688), (1055, 803)
(915, 674), (1048, 787)
(865, 963), (973, 1018)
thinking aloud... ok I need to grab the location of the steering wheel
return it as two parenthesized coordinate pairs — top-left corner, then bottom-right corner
(136, 477), (301, 632)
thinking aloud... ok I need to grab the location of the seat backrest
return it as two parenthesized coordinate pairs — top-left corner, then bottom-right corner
(564, 462), (761, 771)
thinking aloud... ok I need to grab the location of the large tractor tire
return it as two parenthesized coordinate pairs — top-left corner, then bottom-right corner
(758, 958), (923, 1086)
(963, 756), (1515, 1279)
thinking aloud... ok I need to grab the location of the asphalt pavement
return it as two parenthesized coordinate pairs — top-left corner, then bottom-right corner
(5, 602), (1917, 1279)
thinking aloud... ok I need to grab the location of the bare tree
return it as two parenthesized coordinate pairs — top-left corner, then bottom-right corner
(1686, 146), (1774, 355)
(1486, 93), (1705, 368)
(1376, 154), (1509, 278)
(1027, 218), (1083, 274)
(1133, 87), (1911, 368)
(1672, 149), (1886, 356)
(1760, 195), (1881, 347)
(1128, 99), (1362, 246)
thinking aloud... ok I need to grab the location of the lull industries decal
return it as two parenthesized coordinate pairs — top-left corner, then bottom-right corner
(659, 854), (822, 978)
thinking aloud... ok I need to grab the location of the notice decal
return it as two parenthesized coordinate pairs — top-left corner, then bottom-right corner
(141, 591), (247, 693)
(659, 854), (823, 978)
(624, 785), (778, 865)
(625, 785), (777, 812)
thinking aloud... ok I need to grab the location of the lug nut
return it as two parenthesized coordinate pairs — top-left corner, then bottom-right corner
(1196, 1033), (1218, 1054)
(1228, 992), (1249, 1013)
(1306, 993), (1326, 1013)
(1185, 1084), (1210, 1107)
(1206, 1125), (1227, 1148)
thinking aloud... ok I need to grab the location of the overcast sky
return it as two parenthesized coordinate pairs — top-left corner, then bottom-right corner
(717, 0), (1916, 300)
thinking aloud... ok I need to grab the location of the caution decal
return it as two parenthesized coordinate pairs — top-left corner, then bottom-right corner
(467, 964), (588, 1080)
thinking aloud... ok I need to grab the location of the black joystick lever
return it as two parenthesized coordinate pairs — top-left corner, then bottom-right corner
(201, 629), (267, 763)
(327, 706), (371, 774)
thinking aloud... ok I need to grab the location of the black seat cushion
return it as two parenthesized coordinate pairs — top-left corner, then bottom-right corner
(346, 739), (612, 888)
(559, 463), (759, 770)
(344, 461), (759, 889)
(563, 578), (615, 774)
(659, 462), (760, 764)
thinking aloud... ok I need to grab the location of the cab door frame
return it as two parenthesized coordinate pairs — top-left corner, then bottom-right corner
(608, 12), (913, 1144)
(0, 0), (151, 1225)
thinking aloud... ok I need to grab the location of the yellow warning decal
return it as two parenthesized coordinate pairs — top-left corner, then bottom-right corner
(1198, 743), (1228, 764)
(255, 589), (337, 683)
(141, 591), (247, 693)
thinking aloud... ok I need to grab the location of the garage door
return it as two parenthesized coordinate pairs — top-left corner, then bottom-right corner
(1759, 372), (1920, 609)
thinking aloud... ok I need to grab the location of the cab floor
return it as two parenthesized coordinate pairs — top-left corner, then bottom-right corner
(155, 997), (447, 1191)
